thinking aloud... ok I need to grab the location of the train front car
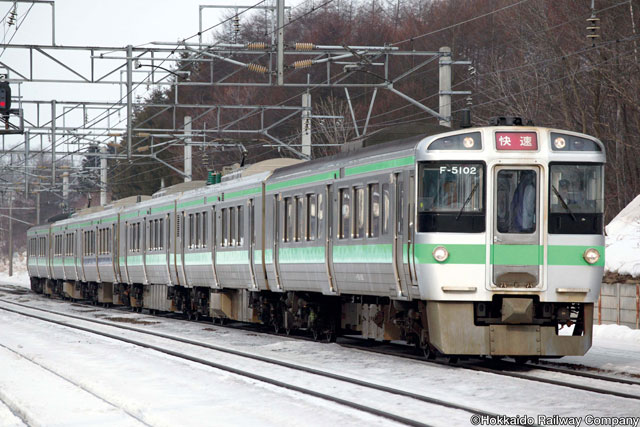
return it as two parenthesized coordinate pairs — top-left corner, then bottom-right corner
(415, 122), (605, 358)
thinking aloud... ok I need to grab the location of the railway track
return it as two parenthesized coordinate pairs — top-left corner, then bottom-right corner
(0, 298), (508, 427)
(4, 288), (640, 415)
(338, 337), (640, 401)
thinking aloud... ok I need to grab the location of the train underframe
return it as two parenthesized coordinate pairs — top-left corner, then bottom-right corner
(28, 276), (593, 357)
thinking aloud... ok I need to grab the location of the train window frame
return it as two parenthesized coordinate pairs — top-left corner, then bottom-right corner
(368, 183), (380, 238)
(284, 197), (293, 243)
(306, 193), (317, 241)
(353, 186), (365, 239)
(548, 161), (604, 235)
(339, 188), (351, 239)
(417, 161), (486, 233)
(295, 196), (303, 242)
(202, 212), (208, 248)
(230, 206), (237, 246)
(221, 208), (227, 247)
(382, 183), (390, 235)
(237, 206), (244, 247)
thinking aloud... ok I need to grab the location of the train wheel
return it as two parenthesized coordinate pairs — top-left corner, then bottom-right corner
(513, 356), (529, 365)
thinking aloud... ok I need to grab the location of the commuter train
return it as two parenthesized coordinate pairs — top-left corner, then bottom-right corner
(27, 119), (606, 358)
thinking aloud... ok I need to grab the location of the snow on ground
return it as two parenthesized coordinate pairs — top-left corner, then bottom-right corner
(0, 308), (398, 427)
(605, 194), (640, 277)
(0, 252), (29, 289)
(1, 289), (639, 426)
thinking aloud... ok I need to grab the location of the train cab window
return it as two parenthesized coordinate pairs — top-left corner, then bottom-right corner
(497, 170), (536, 234)
(237, 207), (243, 246)
(549, 163), (604, 234)
(418, 162), (485, 233)
(354, 187), (365, 238)
(368, 184), (380, 238)
(339, 189), (351, 239)
(306, 194), (317, 241)
(382, 184), (389, 235)
(284, 198), (293, 243)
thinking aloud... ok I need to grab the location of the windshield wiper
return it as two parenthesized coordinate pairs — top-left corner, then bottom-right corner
(551, 185), (577, 221)
(456, 182), (479, 220)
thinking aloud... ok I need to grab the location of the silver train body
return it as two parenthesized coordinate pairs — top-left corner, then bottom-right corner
(27, 125), (606, 357)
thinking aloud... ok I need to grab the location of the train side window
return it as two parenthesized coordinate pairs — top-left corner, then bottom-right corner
(382, 183), (390, 235)
(339, 188), (351, 239)
(150, 221), (154, 251)
(284, 197), (293, 243)
(237, 206), (244, 246)
(188, 214), (194, 249)
(317, 193), (324, 239)
(221, 209), (227, 247)
(368, 183), (380, 237)
(354, 186), (365, 238)
(295, 196), (303, 242)
(230, 207), (237, 246)
(202, 212), (207, 248)
(307, 194), (317, 241)
(250, 200), (255, 246)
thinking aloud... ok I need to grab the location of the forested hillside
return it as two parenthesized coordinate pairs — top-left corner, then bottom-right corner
(109, 0), (640, 222)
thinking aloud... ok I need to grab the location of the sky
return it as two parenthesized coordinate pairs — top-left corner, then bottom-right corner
(0, 0), (304, 152)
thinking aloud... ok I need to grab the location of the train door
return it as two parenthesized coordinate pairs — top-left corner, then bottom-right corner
(164, 213), (173, 285)
(273, 195), (283, 290)
(177, 211), (187, 286)
(169, 209), (179, 286)
(248, 199), (257, 289)
(73, 230), (79, 281)
(401, 170), (418, 290)
(123, 223), (130, 284)
(392, 173), (410, 298)
(492, 166), (542, 289)
(324, 184), (337, 294)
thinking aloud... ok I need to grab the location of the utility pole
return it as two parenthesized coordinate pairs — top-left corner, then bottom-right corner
(439, 46), (452, 128)
(100, 146), (107, 205)
(8, 193), (13, 277)
(301, 92), (311, 157)
(184, 116), (192, 183)
(51, 100), (57, 185)
(62, 172), (69, 205)
(126, 44), (133, 160)
(276, 0), (285, 85)
(36, 187), (40, 225)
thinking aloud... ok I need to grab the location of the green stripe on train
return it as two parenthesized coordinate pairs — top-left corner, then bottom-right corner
(490, 244), (543, 266)
(547, 245), (604, 266)
(414, 243), (486, 264)
(266, 171), (338, 192)
(226, 187), (261, 200)
(345, 155), (415, 176)
(216, 250), (249, 265)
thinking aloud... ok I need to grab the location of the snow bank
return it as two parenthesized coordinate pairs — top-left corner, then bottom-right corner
(0, 252), (30, 289)
(594, 324), (640, 346)
(605, 194), (640, 277)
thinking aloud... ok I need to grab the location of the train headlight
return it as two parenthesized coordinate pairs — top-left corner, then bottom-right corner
(583, 248), (600, 265)
(432, 246), (449, 262)
(463, 136), (475, 148)
(553, 137), (567, 150)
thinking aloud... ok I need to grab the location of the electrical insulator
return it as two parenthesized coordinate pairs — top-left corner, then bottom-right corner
(586, 14), (600, 46)
(0, 81), (11, 113)
(246, 42), (267, 50)
(293, 59), (313, 69)
(295, 42), (315, 51)
(232, 15), (240, 35)
(7, 8), (16, 26)
(247, 63), (268, 74)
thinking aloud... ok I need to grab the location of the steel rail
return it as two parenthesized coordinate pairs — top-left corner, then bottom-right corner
(0, 299), (502, 427)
